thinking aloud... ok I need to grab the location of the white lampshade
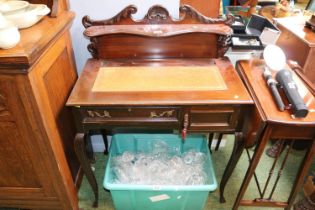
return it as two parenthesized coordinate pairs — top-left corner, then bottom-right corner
(263, 44), (286, 71)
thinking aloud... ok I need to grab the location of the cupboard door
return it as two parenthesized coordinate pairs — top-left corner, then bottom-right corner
(0, 76), (61, 208)
(27, 31), (78, 210)
(0, 31), (78, 210)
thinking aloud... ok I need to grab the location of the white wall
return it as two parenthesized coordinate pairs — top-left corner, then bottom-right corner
(69, 0), (180, 72)
(68, 0), (179, 152)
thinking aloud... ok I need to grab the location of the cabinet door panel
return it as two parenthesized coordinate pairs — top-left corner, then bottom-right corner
(43, 48), (78, 178)
(0, 75), (56, 204)
(0, 122), (40, 187)
(276, 24), (309, 67)
(27, 31), (78, 209)
(0, 12), (77, 210)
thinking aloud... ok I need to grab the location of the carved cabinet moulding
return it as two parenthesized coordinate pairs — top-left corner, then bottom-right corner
(82, 4), (234, 27)
(179, 5), (234, 25)
(217, 35), (231, 58)
(82, 5), (138, 28)
(146, 5), (169, 22)
(87, 37), (98, 59)
(82, 4), (234, 59)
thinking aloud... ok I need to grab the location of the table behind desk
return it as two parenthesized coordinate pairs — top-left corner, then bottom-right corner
(275, 16), (315, 84)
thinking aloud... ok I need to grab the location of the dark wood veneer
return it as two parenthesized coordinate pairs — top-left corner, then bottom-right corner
(67, 4), (252, 207)
(82, 5), (233, 27)
(181, 0), (221, 17)
(82, 5), (234, 59)
(276, 17), (315, 84)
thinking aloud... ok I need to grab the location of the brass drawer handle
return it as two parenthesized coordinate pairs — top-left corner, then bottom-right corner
(87, 110), (111, 118)
(150, 110), (174, 118)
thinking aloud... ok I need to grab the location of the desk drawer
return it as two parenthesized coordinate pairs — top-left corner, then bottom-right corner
(82, 107), (180, 125)
(188, 105), (240, 131)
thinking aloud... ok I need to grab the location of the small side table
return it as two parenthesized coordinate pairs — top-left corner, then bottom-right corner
(233, 60), (315, 210)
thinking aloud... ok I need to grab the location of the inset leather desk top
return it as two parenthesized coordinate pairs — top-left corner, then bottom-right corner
(67, 58), (253, 106)
(92, 66), (227, 92)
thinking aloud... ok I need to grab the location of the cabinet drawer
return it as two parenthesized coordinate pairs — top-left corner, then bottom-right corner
(82, 107), (180, 125)
(188, 105), (240, 131)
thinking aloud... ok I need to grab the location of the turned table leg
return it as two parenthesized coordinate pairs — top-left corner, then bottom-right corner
(220, 132), (245, 203)
(74, 133), (99, 208)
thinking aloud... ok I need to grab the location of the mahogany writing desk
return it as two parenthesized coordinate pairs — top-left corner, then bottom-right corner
(67, 5), (253, 207)
(233, 60), (315, 210)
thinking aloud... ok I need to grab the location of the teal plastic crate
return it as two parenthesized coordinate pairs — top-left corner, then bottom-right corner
(103, 134), (217, 210)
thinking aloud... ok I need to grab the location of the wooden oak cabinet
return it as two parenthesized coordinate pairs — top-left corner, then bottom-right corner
(275, 17), (315, 84)
(0, 11), (79, 210)
(181, 0), (220, 17)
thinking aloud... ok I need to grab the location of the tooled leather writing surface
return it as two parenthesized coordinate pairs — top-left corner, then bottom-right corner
(67, 58), (252, 106)
(92, 66), (227, 92)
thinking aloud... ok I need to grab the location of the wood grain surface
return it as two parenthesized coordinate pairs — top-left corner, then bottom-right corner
(275, 16), (315, 84)
(84, 24), (232, 37)
(275, 17), (315, 47)
(67, 58), (252, 106)
(237, 60), (315, 125)
(181, 0), (220, 17)
(82, 5), (233, 59)
(0, 9), (79, 210)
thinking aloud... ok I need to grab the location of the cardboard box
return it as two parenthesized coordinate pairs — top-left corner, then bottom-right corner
(246, 14), (281, 45)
